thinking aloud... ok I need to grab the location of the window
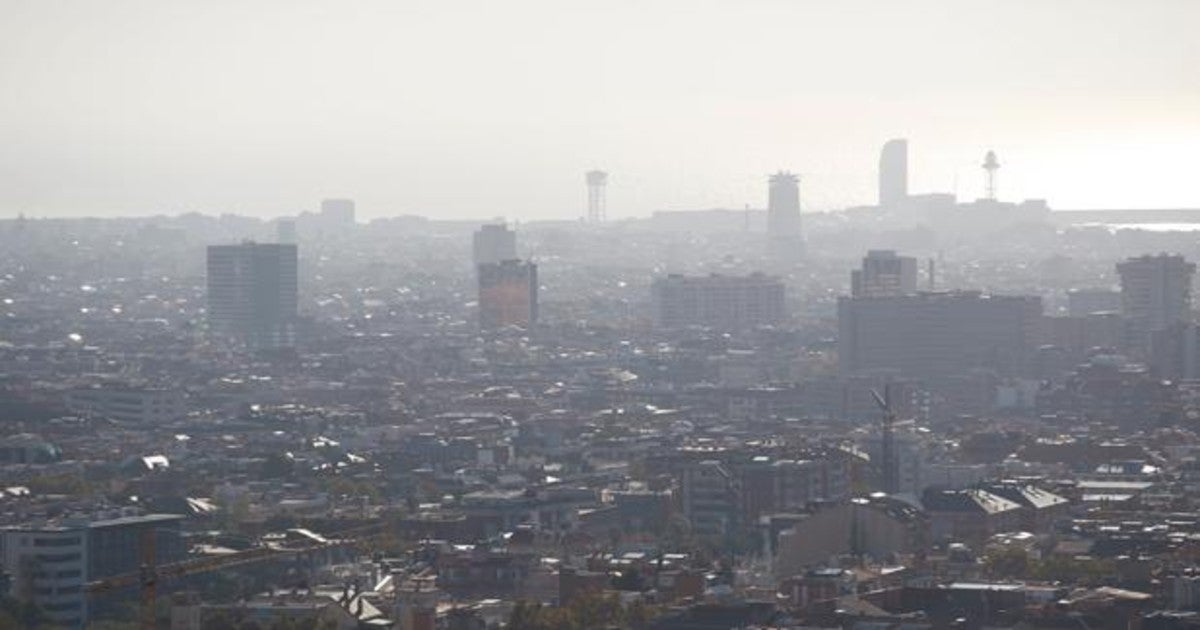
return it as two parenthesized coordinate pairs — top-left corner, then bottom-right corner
(35, 552), (81, 563)
(34, 537), (80, 548)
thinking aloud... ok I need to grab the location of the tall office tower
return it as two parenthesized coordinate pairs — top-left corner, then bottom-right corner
(478, 260), (538, 329)
(838, 291), (1042, 377)
(679, 460), (739, 539)
(767, 171), (802, 259)
(585, 170), (608, 222)
(1118, 254), (1196, 350)
(276, 218), (298, 244)
(206, 242), (299, 348)
(652, 272), (786, 330)
(851, 250), (918, 298)
(472, 223), (518, 267)
(320, 198), (356, 224)
(878, 139), (908, 208)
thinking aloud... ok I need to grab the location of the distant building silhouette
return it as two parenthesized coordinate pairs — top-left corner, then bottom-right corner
(1150, 322), (1200, 381)
(767, 172), (802, 260)
(320, 198), (356, 224)
(585, 171), (607, 222)
(472, 223), (518, 268)
(851, 250), (918, 298)
(1118, 254), (1195, 351)
(652, 273), (785, 330)
(878, 139), (908, 207)
(478, 260), (537, 329)
(838, 291), (1042, 377)
(276, 218), (298, 245)
(1066, 288), (1121, 318)
(206, 242), (298, 348)
(847, 141), (1051, 236)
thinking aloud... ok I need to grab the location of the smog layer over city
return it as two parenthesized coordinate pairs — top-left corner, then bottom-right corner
(2, 1), (1200, 629)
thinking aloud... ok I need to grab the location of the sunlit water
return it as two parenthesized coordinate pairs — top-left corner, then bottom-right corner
(1079, 222), (1200, 232)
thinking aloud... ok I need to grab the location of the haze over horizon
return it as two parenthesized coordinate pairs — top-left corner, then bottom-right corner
(2, 0), (1198, 221)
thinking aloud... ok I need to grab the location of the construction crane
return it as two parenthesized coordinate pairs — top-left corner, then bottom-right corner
(87, 522), (387, 630)
(871, 384), (900, 495)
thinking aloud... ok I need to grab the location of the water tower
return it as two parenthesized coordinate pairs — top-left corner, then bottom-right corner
(585, 170), (608, 222)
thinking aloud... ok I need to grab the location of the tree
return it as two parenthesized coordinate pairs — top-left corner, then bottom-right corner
(262, 453), (295, 479)
(983, 547), (1032, 580)
(505, 593), (660, 630)
(507, 600), (549, 630)
(612, 569), (646, 592)
(1033, 555), (1115, 585)
(28, 472), (95, 496)
(0, 597), (47, 629)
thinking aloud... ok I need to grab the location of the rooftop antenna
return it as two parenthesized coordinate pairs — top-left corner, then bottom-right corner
(870, 385), (899, 495)
(982, 150), (1000, 201)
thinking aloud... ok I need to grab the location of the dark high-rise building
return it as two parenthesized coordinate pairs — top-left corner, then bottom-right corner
(838, 291), (1042, 377)
(767, 172), (802, 259)
(1118, 254), (1195, 350)
(472, 223), (518, 268)
(851, 250), (918, 298)
(679, 460), (739, 539)
(478, 260), (537, 329)
(652, 273), (785, 330)
(206, 242), (299, 348)
(879, 139), (908, 207)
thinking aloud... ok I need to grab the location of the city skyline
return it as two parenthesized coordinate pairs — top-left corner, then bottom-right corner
(9, 3), (1200, 627)
(2, 0), (1198, 220)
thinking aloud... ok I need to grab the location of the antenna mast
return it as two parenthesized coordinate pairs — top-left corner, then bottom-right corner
(982, 150), (1000, 201)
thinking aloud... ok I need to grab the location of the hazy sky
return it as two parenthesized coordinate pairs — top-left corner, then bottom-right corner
(2, 0), (1198, 220)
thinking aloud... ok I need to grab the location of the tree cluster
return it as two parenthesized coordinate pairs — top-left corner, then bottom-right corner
(506, 593), (659, 630)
